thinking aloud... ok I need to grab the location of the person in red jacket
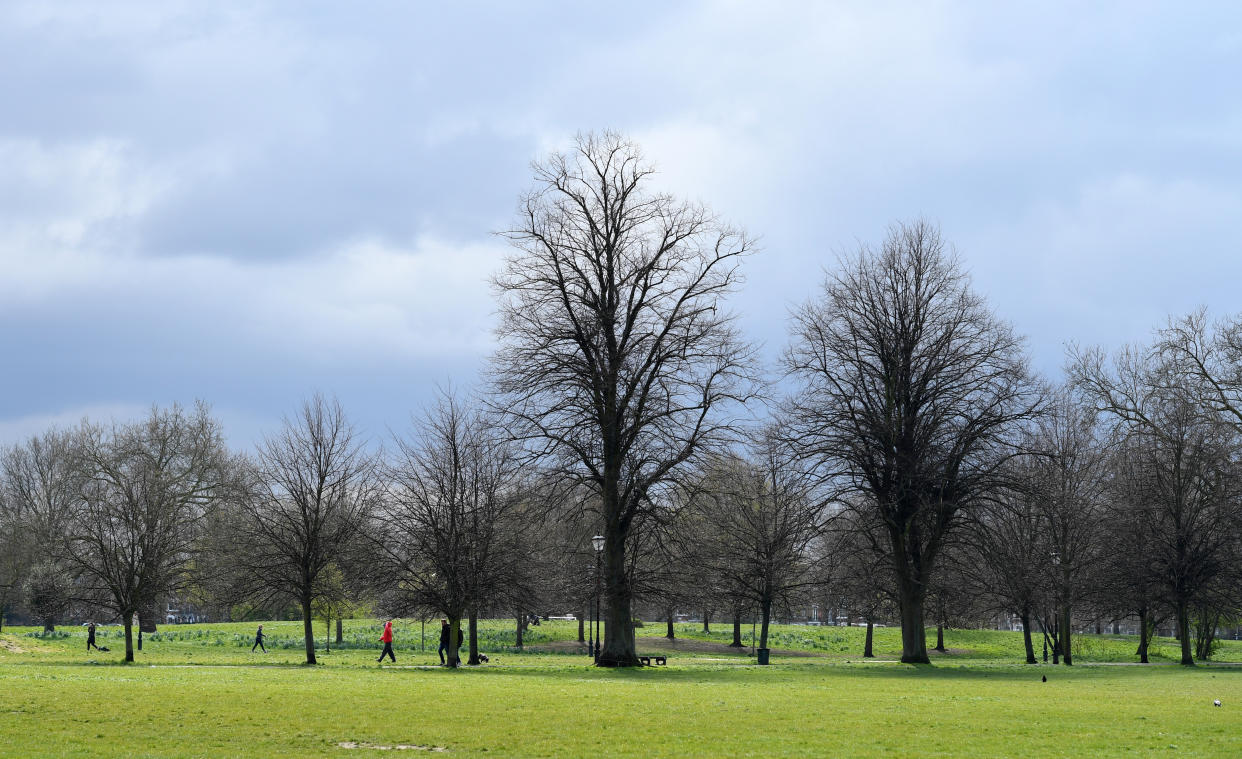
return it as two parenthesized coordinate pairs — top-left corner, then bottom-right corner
(377, 620), (396, 663)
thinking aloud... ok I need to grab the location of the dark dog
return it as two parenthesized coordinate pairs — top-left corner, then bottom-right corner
(97, 646), (110, 652)
(478, 654), (489, 663)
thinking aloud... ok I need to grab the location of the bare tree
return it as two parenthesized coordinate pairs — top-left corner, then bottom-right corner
(375, 391), (528, 667)
(1030, 389), (1109, 666)
(1072, 344), (1240, 665)
(785, 220), (1039, 663)
(1099, 441), (1169, 663)
(536, 488), (602, 645)
(689, 433), (826, 657)
(925, 551), (982, 654)
(66, 403), (230, 662)
(21, 561), (74, 632)
(491, 132), (760, 666)
(826, 507), (896, 658)
(0, 517), (19, 631)
(1, 429), (81, 551)
(964, 471), (1047, 664)
(236, 395), (378, 665)
(0, 429), (83, 629)
(1157, 308), (1242, 430)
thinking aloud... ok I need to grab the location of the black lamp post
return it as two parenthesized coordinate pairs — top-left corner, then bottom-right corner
(592, 534), (605, 663)
(586, 559), (594, 659)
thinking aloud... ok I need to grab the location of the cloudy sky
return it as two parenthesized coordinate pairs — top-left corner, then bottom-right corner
(2, 1), (1240, 447)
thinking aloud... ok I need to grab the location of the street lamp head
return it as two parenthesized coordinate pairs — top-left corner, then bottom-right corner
(592, 534), (605, 553)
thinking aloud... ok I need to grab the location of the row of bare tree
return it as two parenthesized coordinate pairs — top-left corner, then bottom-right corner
(3, 132), (1241, 670)
(0, 394), (530, 666)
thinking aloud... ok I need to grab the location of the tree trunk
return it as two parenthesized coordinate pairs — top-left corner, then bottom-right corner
(1195, 612), (1218, 660)
(1136, 607), (1148, 662)
(895, 573), (929, 664)
(703, 609), (711, 633)
(577, 611), (585, 643)
(43, 620), (54, 633)
(598, 526), (639, 667)
(1176, 601), (1193, 666)
(666, 610), (675, 640)
(1060, 606), (1073, 666)
(759, 597), (772, 650)
(324, 618), (330, 652)
(729, 610), (743, 647)
(1095, 620), (1102, 635)
(468, 611), (480, 665)
(515, 614), (526, 649)
(138, 605), (158, 633)
(335, 617), (343, 644)
(864, 619), (874, 658)
(934, 624), (945, 652)
(123, 614), (135, 663)
(301, 596), (317, 665)
(1020, 608), (1037, 664)
(1045, 617), (1059, 665)
(446, 616), (462, 668)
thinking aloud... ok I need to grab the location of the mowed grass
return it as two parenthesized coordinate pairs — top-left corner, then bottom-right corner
(2, 621), (1242, 757)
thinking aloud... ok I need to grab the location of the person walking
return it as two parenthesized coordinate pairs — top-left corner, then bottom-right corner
(252, 624), (266, 653)
(377, 619), (396, 663)
(437, 619), (451, 665)
(86, 622), (99, 651)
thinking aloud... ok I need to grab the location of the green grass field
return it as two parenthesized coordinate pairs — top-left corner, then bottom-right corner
(2, 620), (1241, 757)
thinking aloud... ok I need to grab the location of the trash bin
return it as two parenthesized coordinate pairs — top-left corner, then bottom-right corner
(756, 648), (770, 665)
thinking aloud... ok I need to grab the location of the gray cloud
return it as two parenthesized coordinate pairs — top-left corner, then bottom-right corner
(2, 0), (1240, 447)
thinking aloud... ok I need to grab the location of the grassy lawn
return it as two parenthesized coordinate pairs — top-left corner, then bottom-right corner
(2, 621), (1241, 757)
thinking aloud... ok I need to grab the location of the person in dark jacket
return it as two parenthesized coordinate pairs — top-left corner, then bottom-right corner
(86, 622), (99, 651)
(377, 620), (396, 663)
(252, 624), (266, 653)
(438, 619), (451, 664)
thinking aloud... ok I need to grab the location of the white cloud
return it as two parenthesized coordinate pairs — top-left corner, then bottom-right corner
(0, 132), (505, 364)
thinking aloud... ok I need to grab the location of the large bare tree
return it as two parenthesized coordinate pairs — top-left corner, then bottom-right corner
(785, 220), (1039, 663)
(67, 404), (230, 662)
(236, 395), (378, 665)
(490, 132), (759, 666)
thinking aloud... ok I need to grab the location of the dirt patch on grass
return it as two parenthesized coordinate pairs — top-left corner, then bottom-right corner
(528, 640), (595, 654)
(636, 637), (828, 658)
(0, 636), (28, 654)
(337, 741), (445, 751)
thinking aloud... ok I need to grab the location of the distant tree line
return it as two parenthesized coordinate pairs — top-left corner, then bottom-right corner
(2, 132), (1240, 668)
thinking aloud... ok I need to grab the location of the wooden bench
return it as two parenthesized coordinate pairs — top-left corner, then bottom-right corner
(637, 656), (667, 666)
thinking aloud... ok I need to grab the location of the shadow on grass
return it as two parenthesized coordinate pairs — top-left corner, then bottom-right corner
(361, 658), (1237, 685)
(8, 650), (1240, 683)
